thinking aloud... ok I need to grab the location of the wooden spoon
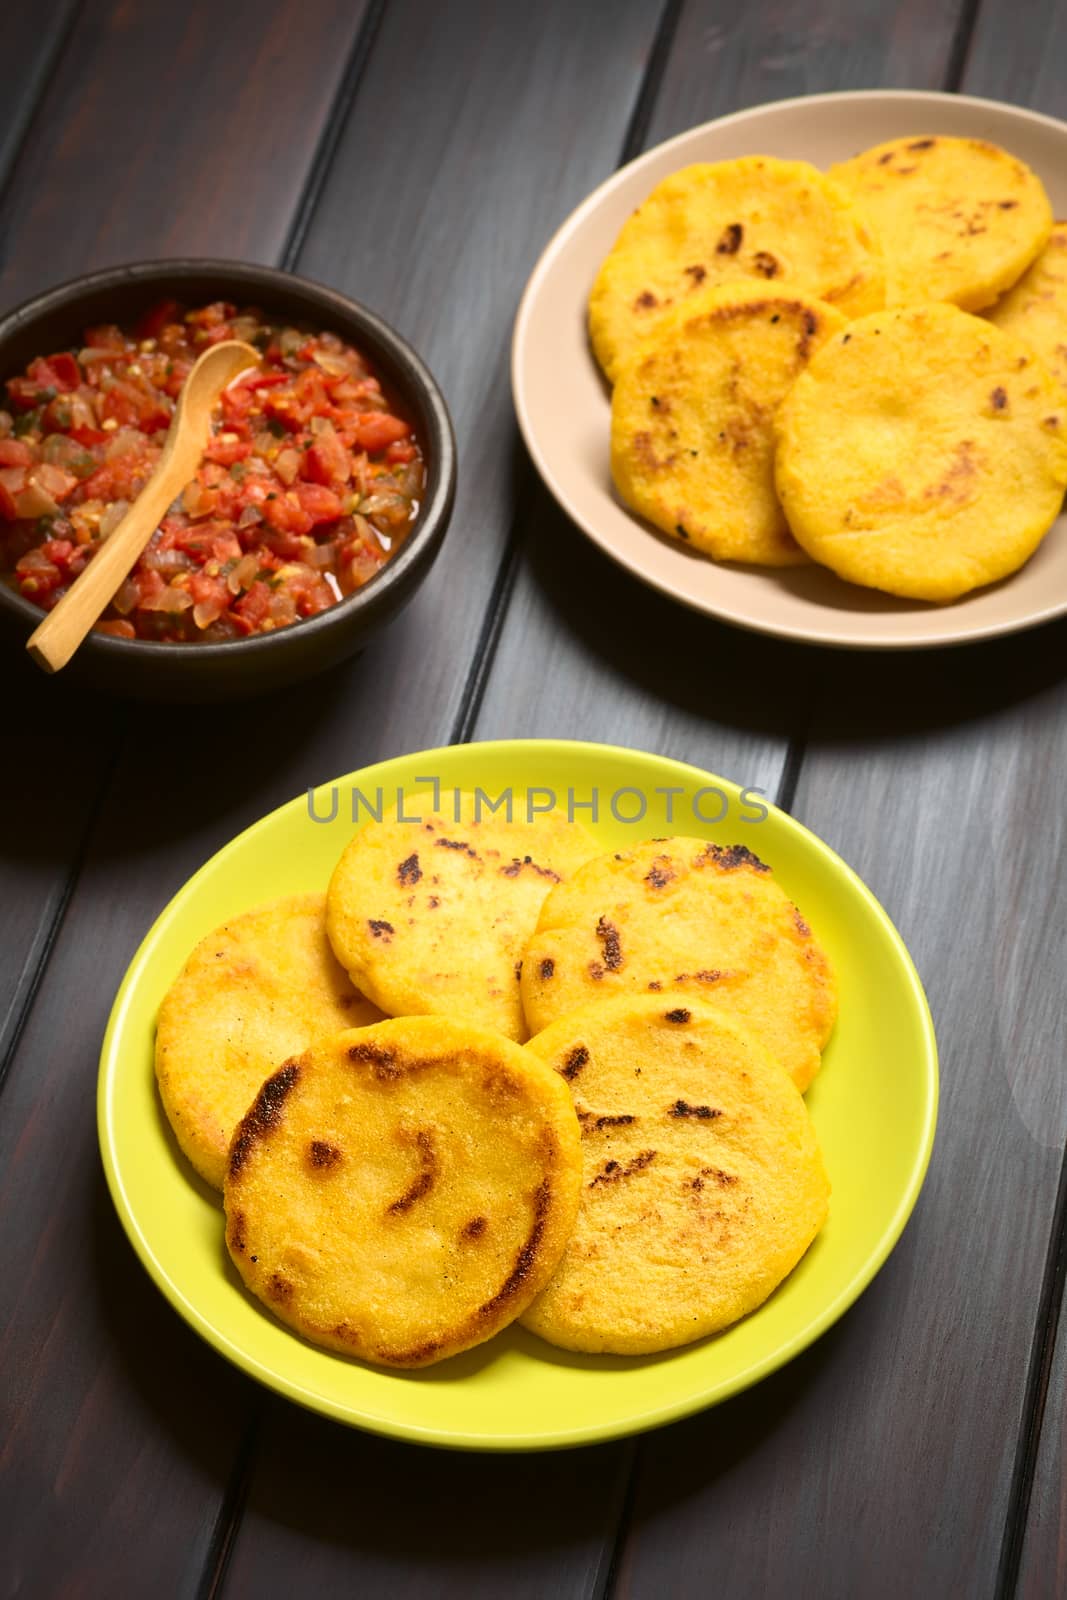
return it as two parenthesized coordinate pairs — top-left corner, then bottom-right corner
(26, 339), (260, 673)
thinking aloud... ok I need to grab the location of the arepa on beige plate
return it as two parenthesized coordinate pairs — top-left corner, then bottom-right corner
(326, 795), (599, 1041)
(610, 281), (845, 564)
(156, 893), (382, 1190)
(520, 993), (830, 1355)
(224, 1015), (583, 1367)
(588, 155), (884, 382)
(775, 302), (1067, 601)
(987, 222), (1067, 396)
(830, 135), (1052, 312)
(521, 837), (836, 1091)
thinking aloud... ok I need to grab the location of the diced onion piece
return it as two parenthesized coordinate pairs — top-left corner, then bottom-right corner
(142, 583), (194, 613)
(228, 553), (259, 594)
(193, 596), (225, 629)
(182, 480), (214, 518)
(112, 579), (140, 616)
(275, 447), (301, 484)
(105, 427), (144, 459)
(311, 351), (349, 377)
(14, 481), (60, 519)
(99, 500), (131, 539)
(237, 504), (263, 528)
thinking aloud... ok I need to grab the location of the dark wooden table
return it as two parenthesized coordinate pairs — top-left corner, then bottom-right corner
(2, 1), (1066, 1595)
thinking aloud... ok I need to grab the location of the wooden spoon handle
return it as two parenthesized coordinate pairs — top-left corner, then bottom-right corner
(25, 443), (200, 674)
(25, 339), (257, 675)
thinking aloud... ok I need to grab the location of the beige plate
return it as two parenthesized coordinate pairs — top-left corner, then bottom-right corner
(512, 90), (1067, 650)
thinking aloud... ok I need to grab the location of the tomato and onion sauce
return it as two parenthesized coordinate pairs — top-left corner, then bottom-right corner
(0, 301), (425, 641)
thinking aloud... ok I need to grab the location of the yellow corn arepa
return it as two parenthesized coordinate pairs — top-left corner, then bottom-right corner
(326, 796), (599, 1042)
(987, 222), (1067, 396)
(589, 156), (884, 382)
(519, 994), (829, 1354)
(156, 894), (381, 1190)
(521, 837), (835, 1092)
(830, 135), (1052, 312)
(775, 303), (1067, 601)
(610, 282), (845, 564)
(223, 1016), (582, 1367)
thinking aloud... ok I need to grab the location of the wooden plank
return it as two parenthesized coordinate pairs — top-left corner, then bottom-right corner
(613, 6), (1067, 1588)
(0, 0), (373, 298)
(0, 3), (95, 1085)
(960, 7), (1067, 1595)
(229, 1404), (632, 1600)
(0, 1), (78, 195)
(0, 2), (378, 1594)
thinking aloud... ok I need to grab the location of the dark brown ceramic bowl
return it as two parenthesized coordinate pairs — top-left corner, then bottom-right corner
(0, 260), (456, 700)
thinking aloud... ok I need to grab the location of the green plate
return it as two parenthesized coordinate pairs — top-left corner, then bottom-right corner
(98, 740), (937, 1450)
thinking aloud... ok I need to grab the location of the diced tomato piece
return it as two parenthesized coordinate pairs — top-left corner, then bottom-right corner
(100, 383), (171, 434)
(70, 425), (108, 447)
(95, 619), (136, 639)
(6, 376), (49, 410)
(294, 482), (345, 525)
(385, 441), (417, 465)
(352, 412), (411, 452)
(262, 491), (313, 537)
(135, 300), (181, 341)
(83, 324), (126, 351)
(0, 440), (33, 468)
(0, 467), (26, 519)
(303, 428), (351, 488)
(189, 571), (230, 606)
(36, 354), (81, 392)
(204, 435), (252, 466)
(234, 580), (273, 628)
(209, 531), (243, 565)
(242, 372), (290, 391)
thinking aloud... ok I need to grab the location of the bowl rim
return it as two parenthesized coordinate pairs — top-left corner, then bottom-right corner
(0, 257), (457, 664)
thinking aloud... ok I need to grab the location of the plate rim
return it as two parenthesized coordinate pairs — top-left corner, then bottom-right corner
(97, 737), (939, 1450)
(511, 88), (1067, 652)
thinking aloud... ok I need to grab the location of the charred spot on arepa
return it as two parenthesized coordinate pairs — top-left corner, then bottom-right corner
(470, 1179), (551, 1324)
(387, 1128), (437, 1215)
(664, 1007), (691, 1024)
(267, 1273), (294, 1305)
(645, 855), (675, 889)
(588, 1149), (657, 1187)
(501, 855), (560, 881)
(561, 1045), (590, 1081)
(540, 957), (555, 979)
(368, 919), (394, 941)
(228, 1059), (302, 1180)
(397, 853), (421, 886)
(596, 915), (623, 971)
(460, 1216), (488, 1241)
(347, 1040), (400, 1080)
(669, 1099), (720, 1120)
(697, 841), (769, 873)
(578, 1111), (636, 1133)
(228, 1210), (247, 1253)
(308, 1139), (342, 1170)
